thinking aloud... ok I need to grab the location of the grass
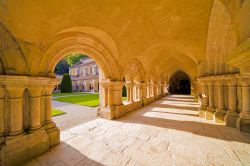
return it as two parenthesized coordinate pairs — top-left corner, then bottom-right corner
(52, 92), (85, 97)
(53, 93), (127, 107)
(52, 109), (65, 117)
(53, 93), (100, 107)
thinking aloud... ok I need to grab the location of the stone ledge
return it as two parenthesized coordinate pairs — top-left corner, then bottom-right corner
(1, 128), (49, 166)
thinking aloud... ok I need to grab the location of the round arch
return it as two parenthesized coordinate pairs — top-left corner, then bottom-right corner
(168, 70), (191, 95)
(0, 22), (29, 75)
(39, 27), (121, 80)
(123, 58), (146, 83)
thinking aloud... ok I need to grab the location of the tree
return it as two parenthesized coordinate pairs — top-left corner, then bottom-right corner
(65, 53), (86, 66)
(122, 85), (127, 97)
(54, 59), (70, 75)
(60, 74), (72, 93)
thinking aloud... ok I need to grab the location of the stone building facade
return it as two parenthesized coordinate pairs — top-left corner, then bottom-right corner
(69, 57), (99, 92)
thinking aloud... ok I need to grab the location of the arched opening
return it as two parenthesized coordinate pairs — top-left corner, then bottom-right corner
(169, 71), (191, 95)
(52, 54), (102, 130)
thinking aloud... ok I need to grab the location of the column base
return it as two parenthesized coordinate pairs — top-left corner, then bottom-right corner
(213, 110), (226, 124)
(124, 101), (142, 113)
(99, 104), (125, 120)
(1, 128), (49, 166)
(199, 110), (206, 118)
(205, 107), (215, 120)
(44, 121), (60, 147)
(237, 117), (250, 133)
(225, 112), (238, 128)
(142, 97), (152, 106)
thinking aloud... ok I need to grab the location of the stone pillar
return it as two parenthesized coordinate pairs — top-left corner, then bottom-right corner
(199, 82), (208, 118)
(237, 78), (250, 133)
(141, 83), (147, 99)
(150, 83), (154, 98)
(205, 82), (215, 120)
(125, 82), (134, 103)
(225, 80), (238, 128)
(0, 87), (4, 142)
(29, 88), (42, 130)
(161, 83), (165, 96)
(125, 83), (131, 102)
(43, 86), (60, 147)
(154, 83), (158, 99)
(6, 87), (25, 137)
(214, 81), (226, 124)
(99, 80), (124, 119)
(135, 82), (141, 101)
(0, 76), (60, 165)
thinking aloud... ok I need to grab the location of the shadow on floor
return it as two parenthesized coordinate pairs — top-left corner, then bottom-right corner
(148, 110), (199, 117)
(26, 142), (104, 166)
(118, 95), (250, 144)
(150, 103), (200, 111)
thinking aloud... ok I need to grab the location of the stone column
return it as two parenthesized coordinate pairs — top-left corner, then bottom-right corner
(224, 80), (238, 127)
(199, 82), (208, 118)
(154, 83), (158, 99)
(214, 81), (226, 124)
(99, 81), (124, 119)
(29, 88), (42, 130)
(206, 82), (215, 120)
(6, 87), (24, 137)
(135, 82), (141, 101)
(125, 82), (134, 103)
(141, 83), (147, 99)
(125, 83), (131, 102)
(237, 78), (250, 132)
(43, 86), (60, 147)
(0, 87), (5, 143)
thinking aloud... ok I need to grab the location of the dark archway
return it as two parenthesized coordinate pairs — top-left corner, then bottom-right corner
(169, 71), (191, 95)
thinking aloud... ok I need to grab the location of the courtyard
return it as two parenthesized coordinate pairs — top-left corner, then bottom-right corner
(25, 95), (250, 166)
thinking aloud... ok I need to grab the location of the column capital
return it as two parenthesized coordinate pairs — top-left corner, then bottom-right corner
(42, 86), (55, 96)
(0, 87), (4, 99)
(100, 80), (124, 90)
(28, 87), (42, 97)
(225, 79), (237, 86)
(238, 77), (250, 87)
(6, 86), (25, 99)
(215, 80), (224, 86)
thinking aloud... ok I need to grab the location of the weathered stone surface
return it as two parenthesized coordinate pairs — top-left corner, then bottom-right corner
(25, 95), (250, 166)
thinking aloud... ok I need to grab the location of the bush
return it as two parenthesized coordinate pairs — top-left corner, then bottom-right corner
(122, 85), (127, 97)
(60, 74), (72, 93)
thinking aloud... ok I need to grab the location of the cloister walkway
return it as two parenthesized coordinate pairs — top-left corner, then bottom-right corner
(25, 95), (250, 166)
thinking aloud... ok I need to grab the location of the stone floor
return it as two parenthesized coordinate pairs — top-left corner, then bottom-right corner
(52, 101), (97, 131)
(25, 95), (250, 166)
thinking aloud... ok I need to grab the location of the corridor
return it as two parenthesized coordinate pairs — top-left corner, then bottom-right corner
(26, 95), (250, 166)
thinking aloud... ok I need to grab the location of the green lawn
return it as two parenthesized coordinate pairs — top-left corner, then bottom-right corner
(52, 92), (85, 97)
(53, 93), (127, 107)
(53, 93), (100, 107)
(52, 109), (65, 117)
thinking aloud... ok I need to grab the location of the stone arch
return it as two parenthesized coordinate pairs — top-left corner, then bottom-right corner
(0, 22), (29, 75)
(169, 70), (191, 95)
(39, 27), (121, 80)
(123, 59), (146, 83)
(204, 0), (238, 75)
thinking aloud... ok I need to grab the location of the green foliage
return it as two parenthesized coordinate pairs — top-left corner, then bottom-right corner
(65, 53), (86, 66)
(52, 109), (65, 117)
(122, 85), (127, 97)
(60, 74), (72, 93)
(54, 59), (70, 75)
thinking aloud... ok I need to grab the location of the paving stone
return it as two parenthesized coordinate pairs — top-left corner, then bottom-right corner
(25, 95), (250, 166)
